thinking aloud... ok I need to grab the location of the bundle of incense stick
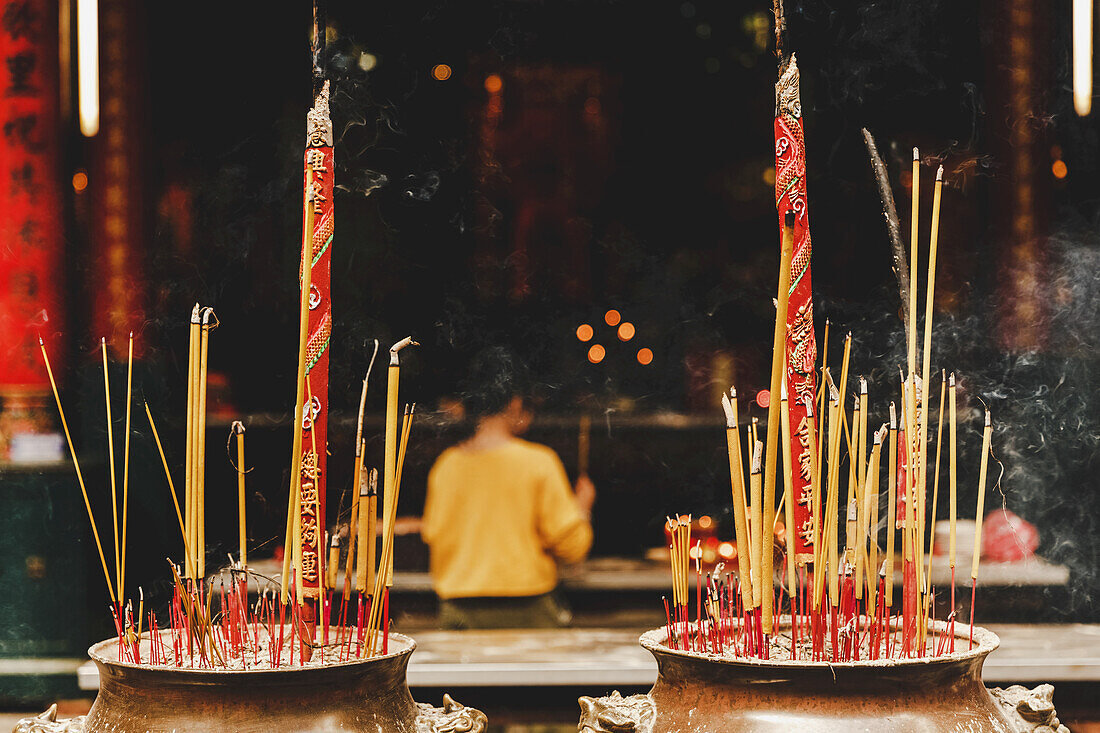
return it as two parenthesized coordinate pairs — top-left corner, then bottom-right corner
(662, 156), (997, 662)
(39, 314), (420, 669)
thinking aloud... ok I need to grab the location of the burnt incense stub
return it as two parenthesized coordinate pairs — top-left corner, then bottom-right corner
(306, 79), (333, 147)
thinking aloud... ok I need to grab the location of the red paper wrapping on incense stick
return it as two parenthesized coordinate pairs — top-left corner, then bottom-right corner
(0, 0), (65, 391)
(299, 81), (333, 601)
(774, 55), (818, 563)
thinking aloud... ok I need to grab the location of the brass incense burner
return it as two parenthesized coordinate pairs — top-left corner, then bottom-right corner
(15, 631), (486, 733)
(579, 622), (1042, 733)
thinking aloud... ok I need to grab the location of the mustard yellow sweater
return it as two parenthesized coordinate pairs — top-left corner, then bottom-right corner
(422, 438), (593, 599)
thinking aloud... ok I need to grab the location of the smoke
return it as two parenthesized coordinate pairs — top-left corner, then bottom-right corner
(820, 222), (1100, 621)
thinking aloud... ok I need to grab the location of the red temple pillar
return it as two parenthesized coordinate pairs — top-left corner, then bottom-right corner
(0, 0), (67, 458)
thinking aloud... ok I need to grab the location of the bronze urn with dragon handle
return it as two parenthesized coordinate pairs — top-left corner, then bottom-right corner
(14, 631), (486, 733)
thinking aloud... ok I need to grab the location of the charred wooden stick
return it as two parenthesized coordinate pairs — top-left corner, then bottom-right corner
(861, 128), (910, 325)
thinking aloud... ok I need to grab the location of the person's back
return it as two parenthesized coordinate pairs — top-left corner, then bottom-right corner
(421, 346), (595, 628)
(423, 437), (591, 601)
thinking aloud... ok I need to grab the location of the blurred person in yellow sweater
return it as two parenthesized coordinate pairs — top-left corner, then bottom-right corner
(422, 348), (595, 628)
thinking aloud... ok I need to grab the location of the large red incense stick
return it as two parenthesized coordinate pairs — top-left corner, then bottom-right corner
(774, 54), (818, 565)
(296, 74), (334, 651)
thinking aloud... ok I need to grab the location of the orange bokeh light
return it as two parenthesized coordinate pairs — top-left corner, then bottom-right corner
(604, 309), (621, 326)
(431, 64), (452, 81)
(587, 344), (606, 364)
(72, 170), (88, 192)
(636, 347), (653, 365)
(484, 74), (503, 93)
(576, 323), (594, 342)
(617, 322), (635, 341)
(1052, 160), (1068, 179)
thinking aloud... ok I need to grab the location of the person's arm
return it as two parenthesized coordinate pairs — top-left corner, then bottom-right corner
(537, 451), (593, 564)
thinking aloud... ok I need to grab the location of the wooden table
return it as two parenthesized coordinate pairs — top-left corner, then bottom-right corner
(247, 554), (1069, 594)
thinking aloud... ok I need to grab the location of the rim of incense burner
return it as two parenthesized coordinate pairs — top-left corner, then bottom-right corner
(88, 629), (416, 675)
(640, 617), (998, 669)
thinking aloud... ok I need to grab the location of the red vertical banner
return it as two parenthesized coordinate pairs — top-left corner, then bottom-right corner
(91, 0), (144, 352)
(773, 54), (817, 563)
(299, 81), (332, 600)
(0, 0), (65, 391)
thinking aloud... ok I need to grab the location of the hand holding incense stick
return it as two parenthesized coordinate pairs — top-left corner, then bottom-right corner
(761, 211), (795, 635)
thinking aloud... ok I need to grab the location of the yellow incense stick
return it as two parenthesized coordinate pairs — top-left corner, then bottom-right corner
(382, 337), (417, 588)
(233, 421), (247, 568)
(915, 166), (944, 636)
(779, 382), (797, 615)
(971, 411), (993, 580)
(722, 389), (754, 610)
(886, 402), (898, 607)
(948, 374), (958, 569)
(346, 346), (379, 596)
(196, 308), (216, 579)
(283, 171), (316, 604)
(924, 370), (947, 596)
(749, 442), (763, 609)
(41, 339), (117, 606)
(760, 213), (795, 635)
(121, 331), (133, 601)
(803, 395), (821, 568)
(144, 402), (190, 576)
(845, 396), (860, 565)
(327, 534), (340, 590)
(908, 147), (920, 388)
(858, 378), (868, 491)
(826, 390), (843, 608)
(184, 304), (199, 579)
(101, 338), (121, 603)
(365, 469), (378, 600)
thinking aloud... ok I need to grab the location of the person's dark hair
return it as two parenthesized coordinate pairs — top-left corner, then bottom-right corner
(462, 346), (530, 420)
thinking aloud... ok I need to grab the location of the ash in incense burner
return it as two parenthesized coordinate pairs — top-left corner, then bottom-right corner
(15, 631), (486, 733)
(578, 621), (1065, 733)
